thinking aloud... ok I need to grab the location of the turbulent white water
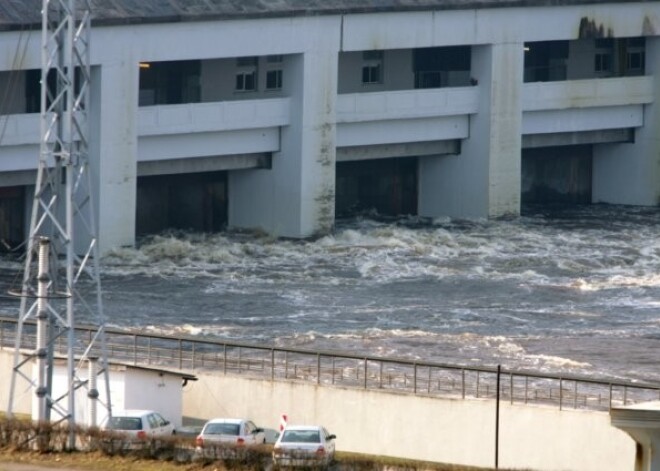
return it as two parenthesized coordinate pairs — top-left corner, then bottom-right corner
(2, 205), (659, 383)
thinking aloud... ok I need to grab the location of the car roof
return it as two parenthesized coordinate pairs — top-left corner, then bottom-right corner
(205, 418), (247, 424)
(111, 409), (158, 418)
(282, 425), (324, 431)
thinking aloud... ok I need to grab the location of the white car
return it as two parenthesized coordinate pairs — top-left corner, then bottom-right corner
(272, 425), (336, 468)
(195, 418), (266, 449)
(101, 409), (176, 441)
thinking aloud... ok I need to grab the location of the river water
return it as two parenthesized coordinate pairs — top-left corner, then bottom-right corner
(1, 204), (659, 384)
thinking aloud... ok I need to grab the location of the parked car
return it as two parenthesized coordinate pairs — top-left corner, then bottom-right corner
(272, 425), (336, 468)
(195, 418), (266, 449)
(101, 409), (176, 441)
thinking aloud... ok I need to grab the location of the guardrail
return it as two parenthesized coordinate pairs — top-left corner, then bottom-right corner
(1, 315), (658, 412)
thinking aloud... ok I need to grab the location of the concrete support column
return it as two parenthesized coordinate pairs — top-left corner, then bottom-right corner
(89, 61), (139, 253)
(611, 403), (660, 471)
(593, 38), (660, 205)
(228, 17), (339, 238)
(418, 42), (523, 219)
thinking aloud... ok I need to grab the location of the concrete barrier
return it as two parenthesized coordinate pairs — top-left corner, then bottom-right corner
(183, 372), (636, 471)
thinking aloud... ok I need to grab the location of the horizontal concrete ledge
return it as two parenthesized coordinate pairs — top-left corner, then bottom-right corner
(137, 153), (271, 176)
(522, 128), (633, 148)
(337, 140), (460, 162)
(0, 169), (35, 187)
(611, 401), (660, 428)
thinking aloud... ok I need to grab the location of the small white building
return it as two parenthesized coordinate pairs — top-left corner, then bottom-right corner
(31, 357), (193, 428)
(0, 0), (659, 253)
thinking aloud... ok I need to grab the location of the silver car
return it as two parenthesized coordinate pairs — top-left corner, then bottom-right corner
(195, 418), (266, 457)
(272, 425), (336, 468)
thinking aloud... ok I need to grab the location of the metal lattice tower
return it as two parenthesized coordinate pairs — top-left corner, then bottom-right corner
(7, 0), (111, 447)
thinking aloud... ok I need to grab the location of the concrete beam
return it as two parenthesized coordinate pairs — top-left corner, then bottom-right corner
(137, 153), (270, 177)
(523, 129), (634, 148)
(337, 140), (459, 162)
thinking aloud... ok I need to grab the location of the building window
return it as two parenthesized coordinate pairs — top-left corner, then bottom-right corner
(235, 56), (257, 92)
(362, 50), (383, 85)
(594, 52), (611, 73)
(627, 51), (644, 72)
(266, 70), (282, 90)
(265, 55), (283, 90)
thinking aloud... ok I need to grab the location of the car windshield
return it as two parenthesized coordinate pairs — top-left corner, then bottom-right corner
(205, 423), (241, 435)
(281, 430), (320, 443)
(107, 417), (142, 431)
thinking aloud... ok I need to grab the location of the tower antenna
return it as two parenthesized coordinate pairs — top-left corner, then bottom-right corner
(7, 0), (111, 449)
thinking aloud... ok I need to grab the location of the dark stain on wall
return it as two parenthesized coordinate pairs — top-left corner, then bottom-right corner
(578, 17), (613, 39)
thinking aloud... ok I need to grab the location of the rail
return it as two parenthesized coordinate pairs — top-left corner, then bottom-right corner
(1, 316), (658, 412)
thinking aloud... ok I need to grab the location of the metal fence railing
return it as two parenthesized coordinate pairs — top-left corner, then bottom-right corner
(1, 315), (658, 412)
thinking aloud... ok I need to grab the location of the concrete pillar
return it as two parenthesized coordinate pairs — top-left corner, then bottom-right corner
(418, 42), (523, 219)
(611, 402), (660, 471)
(593, 38), (660, 205)
(89, 61), (139, 253)
(228, 17), (339, 238)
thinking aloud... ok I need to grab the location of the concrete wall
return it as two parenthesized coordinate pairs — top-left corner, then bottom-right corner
(182, 372), (636, 471)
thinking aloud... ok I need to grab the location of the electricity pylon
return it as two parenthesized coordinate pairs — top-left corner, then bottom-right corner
(7, 0), (111, 449)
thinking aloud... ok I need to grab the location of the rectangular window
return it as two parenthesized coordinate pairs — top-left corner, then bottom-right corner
(594, 52), (611, 73)
(361, 50), (383, 85)
(627, 51), (644, 71)
(235, 71), (256, 91)
(266, 69), (282, 90)
(235, 56), (257, 92)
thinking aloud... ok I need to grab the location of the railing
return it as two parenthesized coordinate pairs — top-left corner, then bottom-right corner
(1, 315), (659, 412)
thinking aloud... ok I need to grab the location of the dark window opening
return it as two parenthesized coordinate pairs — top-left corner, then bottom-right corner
(266, 69), (282, 90)
(524, 41), (569, 82)
(413, 46), (471, 88)
(0, 186), (25, 252)
(139, 60), (201, 106)
(362, 51), (383, 85)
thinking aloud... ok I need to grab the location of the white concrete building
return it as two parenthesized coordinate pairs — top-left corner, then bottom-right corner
(0, 0), (659, 253)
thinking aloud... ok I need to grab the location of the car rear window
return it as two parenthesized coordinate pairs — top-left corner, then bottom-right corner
(107, 417), (142, 431)
(281, 430), (320, 443)
(205, 423), (240, 435)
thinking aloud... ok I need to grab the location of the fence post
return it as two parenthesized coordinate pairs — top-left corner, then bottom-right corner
(223, 344), (227, 375)
(574, 381), (578, 409)
(178, 339), (183, 370)
(332, 357), (336, 385)
(191, 343), (196, 370)
(462, 369), (466, 399)
(317, 353), (321, 385)
(427, 367), (432, 394)
(476, 371), (480, 398)
(238, 347), (242, 374)
(271, 349), (275, 381)
(510, 373), (513, 405)
(133, 335), (138, 365)
(379, 361), (383, 389)
(413, 363), (418, 394)
(524, 376), (528, 404)
(624, 385), (628, 406)
(559, 378), (563, 410)
(147, 337), (152, 365)
(284, 351), (288, 379)
(363, 358), (367, 389)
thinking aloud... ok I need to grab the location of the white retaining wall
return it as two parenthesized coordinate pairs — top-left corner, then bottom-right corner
(182, 372), (636, 471)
